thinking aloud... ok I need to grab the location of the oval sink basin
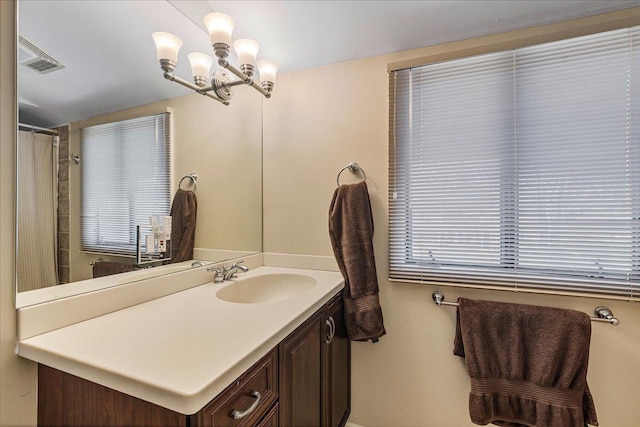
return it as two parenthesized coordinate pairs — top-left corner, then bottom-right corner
(216, 273), (317, 304)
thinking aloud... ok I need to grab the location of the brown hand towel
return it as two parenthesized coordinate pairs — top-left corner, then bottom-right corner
(92, 261), (136, 278)
(454, 297), (598, 427)
(170, 188), (198, 263)
(329, 181), (385, 341)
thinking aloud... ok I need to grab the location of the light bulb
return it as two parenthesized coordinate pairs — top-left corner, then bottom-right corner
(188, 53), (213, 81)
(257, 60), (278, 84)
(234, 39), (259, 66)
(152, 32), (183, 63)
(203, 13), (235, 47)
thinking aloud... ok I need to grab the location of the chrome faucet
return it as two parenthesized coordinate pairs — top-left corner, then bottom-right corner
(223, 261), (249, 280)
(207, 260), (249, 283)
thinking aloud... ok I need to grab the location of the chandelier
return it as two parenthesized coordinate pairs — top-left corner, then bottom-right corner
(152, 12), (278, 106)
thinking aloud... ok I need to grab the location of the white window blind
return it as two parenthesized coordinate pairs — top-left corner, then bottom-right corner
(389, 26), (640, 299)
(81, 113), (172, 255)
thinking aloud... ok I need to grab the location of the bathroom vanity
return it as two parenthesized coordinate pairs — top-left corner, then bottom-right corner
(19, 264), (350, 426)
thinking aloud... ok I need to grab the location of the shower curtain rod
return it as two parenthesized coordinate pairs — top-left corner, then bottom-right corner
(18, 123), (58, 136)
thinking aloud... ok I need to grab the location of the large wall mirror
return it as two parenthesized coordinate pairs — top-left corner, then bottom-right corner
(16, 0), (262, 307)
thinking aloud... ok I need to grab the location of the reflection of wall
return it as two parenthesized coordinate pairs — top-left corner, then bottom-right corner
(68, 88), (262, 283)
(263, 11), (640, 427)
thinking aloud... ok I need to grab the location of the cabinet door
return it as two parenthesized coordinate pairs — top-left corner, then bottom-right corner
(278, 310), (322, 427)
(322, 295), (351, 427)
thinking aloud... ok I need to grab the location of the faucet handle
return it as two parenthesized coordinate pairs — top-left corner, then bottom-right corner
(207, 266), (225, 283)
(231, 260), (249, 273)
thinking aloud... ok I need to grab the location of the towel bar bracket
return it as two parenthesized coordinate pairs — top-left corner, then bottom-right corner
(432, 291), (620, 326)
(432, 290), (457, 307)
(593, 306), (619, 325)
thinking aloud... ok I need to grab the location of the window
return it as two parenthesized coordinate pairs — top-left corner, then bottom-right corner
(81, 112), (172, 255)
(389, 26), (640, 299)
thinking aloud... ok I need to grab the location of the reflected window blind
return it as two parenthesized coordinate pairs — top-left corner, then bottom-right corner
(389, 26), (640, 299)
(81, 113), (172, 255)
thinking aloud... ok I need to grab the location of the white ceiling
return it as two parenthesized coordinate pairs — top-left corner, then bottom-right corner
(18, 0), (640, 128)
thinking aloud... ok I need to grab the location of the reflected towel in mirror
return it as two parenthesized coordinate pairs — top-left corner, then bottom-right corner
(92, 261), (136, 278)
(170, 188), (198, 263)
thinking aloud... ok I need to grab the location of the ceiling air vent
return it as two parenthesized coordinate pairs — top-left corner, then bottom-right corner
(18, 35), (65, 74)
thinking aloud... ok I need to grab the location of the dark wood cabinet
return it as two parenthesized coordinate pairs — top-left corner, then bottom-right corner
(256, 403), (279, 427)
(278, 308), (323, 426)
(322, 294), (351, 427)
(38, 364), (188, 427)
(278, 293), (351, 427)
(38, 350), (277, 427)
(37, 291), (349, 427)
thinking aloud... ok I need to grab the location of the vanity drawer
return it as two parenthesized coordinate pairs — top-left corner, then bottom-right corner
(194, 348), (278, 427)
(256, 402), (278, 427)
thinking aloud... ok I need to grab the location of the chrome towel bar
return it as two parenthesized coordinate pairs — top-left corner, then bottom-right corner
(432, 291), (620, 326)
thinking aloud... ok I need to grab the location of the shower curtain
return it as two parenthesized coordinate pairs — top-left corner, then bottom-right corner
(17, 130), (59, 292)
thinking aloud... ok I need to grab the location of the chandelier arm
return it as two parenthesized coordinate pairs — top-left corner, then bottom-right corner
(218, 59), (271, 98)
(163, 71), (200, 91)
(163, 72), (228, 105)
(225, 80), (250, 88)
(201, 91), (230, 105)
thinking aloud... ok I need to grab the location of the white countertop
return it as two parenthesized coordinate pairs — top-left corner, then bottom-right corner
(18, 266), (344, 415)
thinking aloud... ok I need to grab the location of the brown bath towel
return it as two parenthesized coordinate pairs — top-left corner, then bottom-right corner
(92, 261), (136, 278)
(170, 188), (198, 263)
(329, 181), (385, 341)
(454, 297), (598, 427)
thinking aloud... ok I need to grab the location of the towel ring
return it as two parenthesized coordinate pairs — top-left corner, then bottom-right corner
(179, 173), (197, 193)
(336, 162), (366, 186)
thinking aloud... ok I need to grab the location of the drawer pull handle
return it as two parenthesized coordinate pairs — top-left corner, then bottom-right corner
(324, 316), (335, 344)
(231, 390), (262, 420)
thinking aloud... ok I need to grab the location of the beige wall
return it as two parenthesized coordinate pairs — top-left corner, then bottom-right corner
(0, 1), (39, 425)
(263, 14), (640, 427)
